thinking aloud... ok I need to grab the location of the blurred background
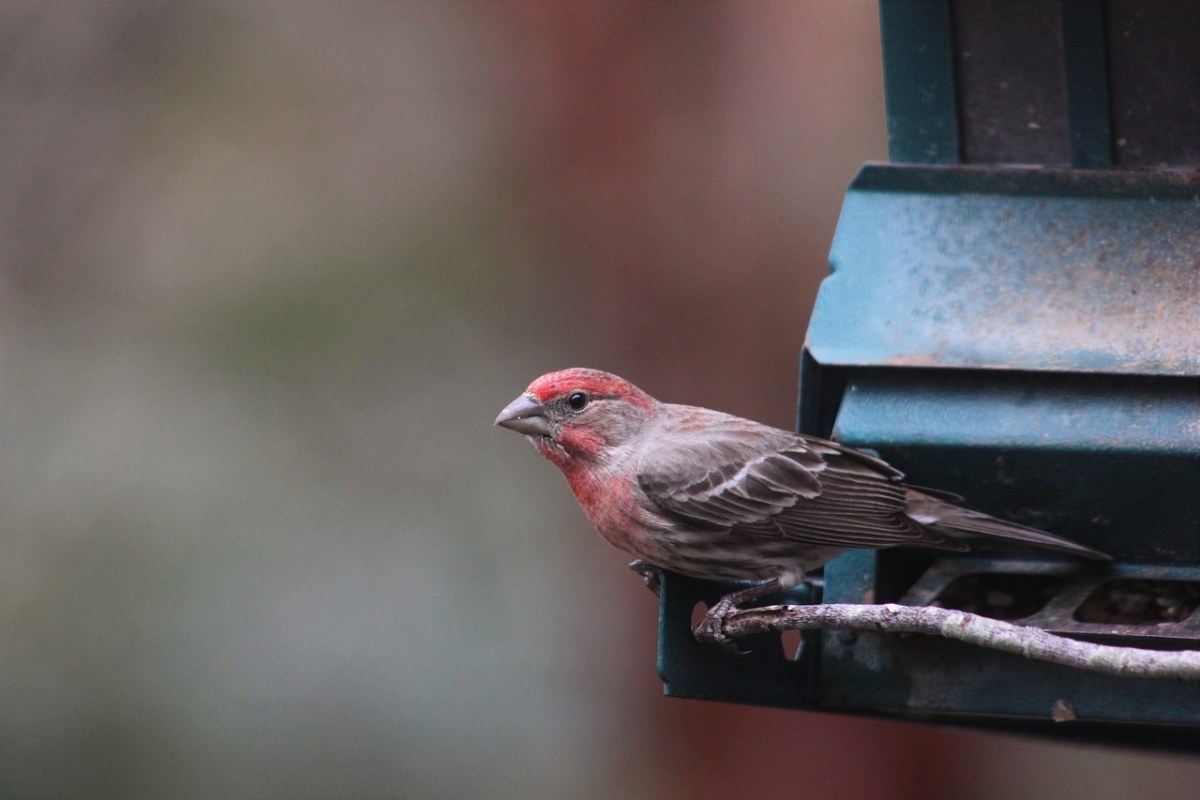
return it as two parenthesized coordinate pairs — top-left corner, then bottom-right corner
(1, 2), (1196, 797)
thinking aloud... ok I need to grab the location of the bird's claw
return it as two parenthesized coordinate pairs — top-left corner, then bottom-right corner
(628, 560), (662, 597)
(692, 597), (750, 655)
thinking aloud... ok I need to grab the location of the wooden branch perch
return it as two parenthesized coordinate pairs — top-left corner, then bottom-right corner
(719, 602), (1200, 680)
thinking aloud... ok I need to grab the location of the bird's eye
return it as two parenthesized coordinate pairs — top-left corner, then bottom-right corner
(567, 391), (589, 410)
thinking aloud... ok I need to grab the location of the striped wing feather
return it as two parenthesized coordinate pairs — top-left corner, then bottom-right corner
(637, 410), (966, 551)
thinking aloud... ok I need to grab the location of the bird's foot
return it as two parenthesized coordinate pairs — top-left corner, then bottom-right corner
(692, 578), (784, 654)
(693, 595), (750, 655)
(628, 560), (662, 597)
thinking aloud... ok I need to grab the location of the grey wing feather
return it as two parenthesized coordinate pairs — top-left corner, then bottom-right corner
(909, 491), (1111, 560)
(636, 411), (965, 551)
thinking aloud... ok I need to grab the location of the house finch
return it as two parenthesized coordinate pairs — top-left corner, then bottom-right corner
(495, 368), (1109, 648)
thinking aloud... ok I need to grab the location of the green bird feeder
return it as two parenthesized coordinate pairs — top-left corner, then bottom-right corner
(655, 0), (1200, 752)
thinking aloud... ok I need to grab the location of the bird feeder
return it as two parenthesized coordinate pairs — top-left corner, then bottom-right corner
(656, 0), (1200, 750)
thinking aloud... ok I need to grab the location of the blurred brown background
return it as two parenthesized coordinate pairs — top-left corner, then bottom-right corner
(1, 2), (1196, 798)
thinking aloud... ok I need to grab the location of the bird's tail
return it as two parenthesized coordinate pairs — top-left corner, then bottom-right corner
(906, 491), (1111, 561)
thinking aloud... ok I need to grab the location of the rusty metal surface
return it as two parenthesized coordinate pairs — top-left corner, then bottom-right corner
(809, 164), (1200, 376)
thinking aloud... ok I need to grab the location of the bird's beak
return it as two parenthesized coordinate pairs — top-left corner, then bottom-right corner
(495, 393), (553, 437)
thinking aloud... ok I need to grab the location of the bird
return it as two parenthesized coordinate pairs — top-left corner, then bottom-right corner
(495, 368), (1109, 648)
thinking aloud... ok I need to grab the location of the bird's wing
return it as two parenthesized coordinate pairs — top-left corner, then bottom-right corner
(637, 407), (965, 550)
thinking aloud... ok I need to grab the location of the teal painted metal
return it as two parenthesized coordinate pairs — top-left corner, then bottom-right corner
(832, 370), (1199, 565)
(810, 164), (1200, 376)
(818, 556), (1200, 728)
(879, 0), (959, 163)
(1062, 0), (1113, 167)
(818, 562), (1200, 729)
(835, 373), (1199, 456)
(802, 162), (1200, 747)
(657, 575), (816, 709)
